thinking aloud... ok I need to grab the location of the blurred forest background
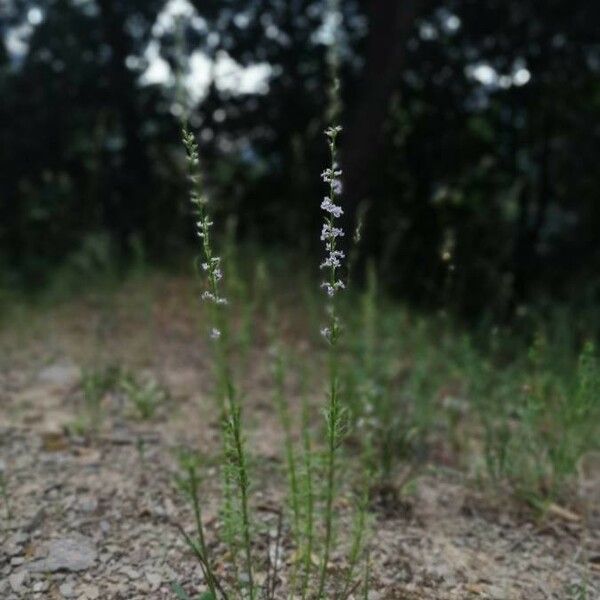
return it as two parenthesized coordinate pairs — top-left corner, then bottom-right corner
(1, 0), (599, 324)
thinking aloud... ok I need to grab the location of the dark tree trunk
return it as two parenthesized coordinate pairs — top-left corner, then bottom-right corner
(97, 0), (150, 253)
(341, 0), (424, 234)
(511, 107), (552, 307)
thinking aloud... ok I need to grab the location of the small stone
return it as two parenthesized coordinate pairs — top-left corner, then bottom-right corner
(24, 508), (45, 533)
(10, 557), (25, 566)
(38, 363), (79, 387)
(59, 582), (76, 598)
(33, 580), (50, 593)
(41, 430), (69, 453)
(5, 532), (29, 556)
(79, 583), (100, 599)
(487, 585), (508, 600)
(28, 535), (97, 573)
(239, 572), (251, 584)
(9, 570), (28, 593)
(121, 566), (141, 580)
(77, 496), (98, 514)
(145, 571), (162, 591)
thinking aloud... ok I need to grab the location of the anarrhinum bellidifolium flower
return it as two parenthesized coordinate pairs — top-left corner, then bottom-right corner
(319, 125), (346, 343)
(182, 126), (255, 599)
(182, 127), (228, 340)
(316, 124), (348, 600)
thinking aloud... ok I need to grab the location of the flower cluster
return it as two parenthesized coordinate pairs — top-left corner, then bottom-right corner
(320, 168), (343, 195)
(183, 126), (228, 340)
(321, 280), (345, 298)
(320, 125), (346, 310)
(321, 197), (343, 218)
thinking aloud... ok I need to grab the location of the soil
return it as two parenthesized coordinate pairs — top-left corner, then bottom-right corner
(1, 276), (598, 599)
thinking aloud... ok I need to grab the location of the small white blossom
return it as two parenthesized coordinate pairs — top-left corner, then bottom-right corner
(210, 328), (221, 340)
(320, 250), (345, 269)
(321, 197), (344, 218)
(325, 125), (343, 139)
(201, 291), (227, 305)
(321, 224), (344, 241)
(321, 168), (343, 184)
(320, 327), (331, 340)
(321, 280), (345, 297)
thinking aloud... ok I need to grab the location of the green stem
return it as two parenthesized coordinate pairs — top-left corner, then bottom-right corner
(316, 346), (339, 599)
(229, 402), (255, 598)
(299, 370), (315, 600)
(188, 466), (219, 599)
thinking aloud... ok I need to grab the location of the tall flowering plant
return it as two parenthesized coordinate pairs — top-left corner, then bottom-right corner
(316, 124), (348, 599)
(182, 125), (255, 599)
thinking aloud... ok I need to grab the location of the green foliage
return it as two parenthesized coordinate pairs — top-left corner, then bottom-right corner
(0, 468), (11, 523)
(459, 328), (600, 503)
(568, 582), (589, 600)
(174, 450), (221, 599)
(72, 363), (122, 434)
(171, 581), (216, 600)
(120, 372), (167, 421)
(72, 365), (168, 432)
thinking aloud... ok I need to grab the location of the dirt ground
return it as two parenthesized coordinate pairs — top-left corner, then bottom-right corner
(1, 277), (599, 599)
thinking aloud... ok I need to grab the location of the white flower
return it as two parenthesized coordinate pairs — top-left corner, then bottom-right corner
(321, 197), (344, 218)
(320, 250), (345, 269)
(210, 328), (221, 340)
(321, 224), (344, 241)
(325, 125), (343, 139)
(201, 291), (227, 305)
(321, 168), (343, 184)
(321, 280), (345, 297)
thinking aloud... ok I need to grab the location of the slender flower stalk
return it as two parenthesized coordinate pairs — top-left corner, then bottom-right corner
(299, 371), (315, 600)
(271, 344), (301, 542)
(182, 126), (255, 599)
(316, 123), (347, 600)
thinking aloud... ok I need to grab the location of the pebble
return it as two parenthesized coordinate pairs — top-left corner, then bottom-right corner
(5, 532), (28, 556)
(79, 583), (100, 599)
(77, 496), (99, 513)
(9, 570), (28, 593)
(33, 580), (50, 593)
(121, 566), (141, 580)
(29, 534), (97, 573)
(37, 362), (79, 387)
(145, 571), (162, 590)
(59, 581), (76, 598)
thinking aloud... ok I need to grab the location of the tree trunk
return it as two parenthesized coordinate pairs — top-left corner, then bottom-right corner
(341, 0), (424, 234)
(97, 0), (150, 253)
